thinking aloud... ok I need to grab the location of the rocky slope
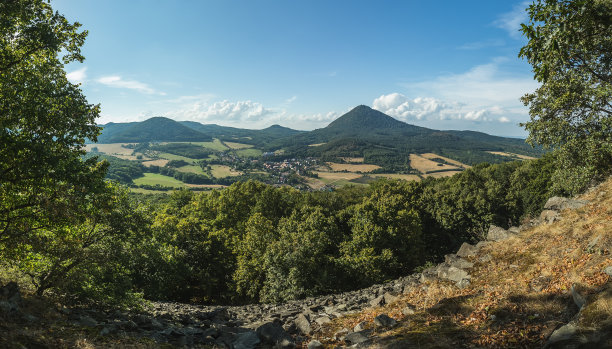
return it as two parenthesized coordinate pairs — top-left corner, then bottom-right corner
(1, 178), (611, 348)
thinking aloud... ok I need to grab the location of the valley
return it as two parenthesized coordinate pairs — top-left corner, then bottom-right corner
(87, 106), (542, 194)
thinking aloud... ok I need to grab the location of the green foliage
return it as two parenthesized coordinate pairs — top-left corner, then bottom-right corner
(519, 0), (612, 194)
(148, 143), (213, 159)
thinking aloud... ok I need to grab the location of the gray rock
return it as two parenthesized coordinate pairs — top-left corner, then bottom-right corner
(487, 225), (513, 241)
(438, 265), (470, 283)
(333, 327), (350, 340)
(233, 331), (260, 349)
(256, 321), (294, 348)
(456, 278), (471, 289)
(78, 315), (98, 327)
(540, 209), (560, 224)
(444, 254), (474, 269)
(307, 339), (324, 349)
(354, 321), (369, 332)
(546, 323), (579, 345)
(544, 197), (587, 211)
(373, 314), (397, 328)
(570, 285), (587, 310)
(604, 266), (612, 277)
(345, 330), (370, 345)
(383, 292), (399, 305)
(402, 305), (416, 316)
(456, 242), (478, 258)
(315, 316), (331, 326)
(294, 313), (311, 335)
(369, 295), (385, 307)
(508, 226), (520, 234)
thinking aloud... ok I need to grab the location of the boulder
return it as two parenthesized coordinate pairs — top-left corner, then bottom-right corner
(383, 292), (399, 305)
(374, 314), (397, 328)
(604, 266), (612, 277)
(402, 304), (416, 316)
(456, 242), (479, 258)
(294, 313), (311, 335)
(544, 197), (587, 211)
(307, 340), (324, 349)
(438, 265), (470, 284)
(314, 315), (331, 326)
(232, 331), (260, 349)
(256, 322), (294, 348)
(487, 225), (513, 241)
(344, 330), (370, 345)
(444, 254), (474, 269)
(354, 321), (369, 332)
(570, 285), (587, 310)
(369, 295), (385, 307)
(540, 210), (560, 224)
(456, 278), (471, 289)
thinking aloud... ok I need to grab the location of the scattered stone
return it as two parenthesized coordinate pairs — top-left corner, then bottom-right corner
(508, 226), (520, 234)
(456, 242), (479, 258)
(333, 328), (350, 341)
(546, 323), (579, 346)
(354, 321), (369, 332)
(444, 254), (474, 269)
(294, 313), (312, 335)
(256, 321), (294, 348)
(373, 314), (397, 328)
(232, 330), (260, 349)
(344, 330), (370, 345)
(479, 254), (492, 263)
(487, 225), (513, 241)
(383, 292), (399, 305)
(456, 278), (471, 289)
(604, 266), (612, 277)
(315, 316), (331, 326)
(540, 210), (560, 224)
(307, 339), (324, 349)
(438, 265), (470, 284)
(369, 295), (385, 307)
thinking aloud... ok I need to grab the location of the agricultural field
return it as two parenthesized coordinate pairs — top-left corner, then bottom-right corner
(210, 165), (242, 178)
(191, 139), (229, 151)
(427, 170), (464, 178)
(156, 152), (197, 163)
(225, 141), (252, 149)
(314, 171), (363, 181)
(176, 165), (207, 175)
(370, 173), (421, 181)
(133, 173), (186, 188)
(409, 154), (463, 174)
(419, 153), (470, 168)
(236, 148), (263, 158)
(85, 143), (148, 160)
(129, 188), (171, 195)
(488, 151), (537, 160)
(341, 157), (364, 163)
(142, 159), (169, 167)
(326, 162), (381, 173)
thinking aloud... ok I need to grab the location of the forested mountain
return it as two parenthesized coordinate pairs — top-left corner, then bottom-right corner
(94, 106), (542, 166)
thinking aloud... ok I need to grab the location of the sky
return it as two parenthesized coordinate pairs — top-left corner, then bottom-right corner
(54, 0), (538, 137)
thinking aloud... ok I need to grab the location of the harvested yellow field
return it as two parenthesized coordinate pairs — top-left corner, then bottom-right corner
(327, 162), (381, 173)
(341, 157), (364, 163)
(488, 151), (537, 160)
(314, 171), (363, 181)
(142, 159), (169, 167)
(425, 170), (463, 178)
(371, 173), (421, 181)
(409, 154), (462, 174)
(224, 141), (252, 149)
(420, 153), (471, 168)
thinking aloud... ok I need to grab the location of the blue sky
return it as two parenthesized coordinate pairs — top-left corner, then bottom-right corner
(55, 0), (537, 137)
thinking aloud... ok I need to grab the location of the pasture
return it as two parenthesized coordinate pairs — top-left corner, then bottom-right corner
(409, 154), (462, 174)
(211, 165), (242, 178)
(133, 173), (186, 188)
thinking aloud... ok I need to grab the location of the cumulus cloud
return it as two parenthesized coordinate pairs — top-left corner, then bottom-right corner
(494, 1), (530, 39)
(168, 99), (272, 123)
(97, 75), (165, 95)
(66, 67), (87, 84)
(372, 93), (457, 120)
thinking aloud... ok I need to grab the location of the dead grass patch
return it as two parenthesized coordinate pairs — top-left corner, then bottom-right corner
(326, 162), (381, 173)
(409, 154), (462, 174)
(142, 159), (169, 167)
(487, 151), (537, 160)
(420, 153), (471, 168)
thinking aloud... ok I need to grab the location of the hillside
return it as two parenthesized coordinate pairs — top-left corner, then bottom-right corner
(97, 117), (212, 143)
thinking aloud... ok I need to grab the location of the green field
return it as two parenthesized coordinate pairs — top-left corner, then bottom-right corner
(176, 165), (207, 175)
(191, 139), (229, 151)
(157, 152), (197, 163)
(133, 173), (186, 188)
(210, 165), (241, 178)
(236, 148), (263, 158)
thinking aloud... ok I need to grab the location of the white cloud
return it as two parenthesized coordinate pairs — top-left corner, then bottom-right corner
(494, 1), (530, 39)
(167, 99), (272, 123)
(66, 67), (87, 84)
(97, 75), (165, 95)
(499, 116), (511, 123)
(372, 93), (458, 120)
(285, 95), (298, 104)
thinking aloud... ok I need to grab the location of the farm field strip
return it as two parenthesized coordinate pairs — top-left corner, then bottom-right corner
(142, 159), (169, 167)
(210, 165), (242, 178)
(409, 154), (462, 174)
(419, 153), (471, 168)
(314, 171), (363, 181)
(370, 173), (421, 181)
(176, 165), (207, 175)
(224, 141), (253, 149)
(133, 173), (186, 188)
(326, 162), (381, 173)
(487, 151), (537, 160)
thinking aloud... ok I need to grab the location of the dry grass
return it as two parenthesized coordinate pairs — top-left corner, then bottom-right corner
(488, 151), (537, 160)
(409, 154), (462, 174)
(420, 153), (471, 168)
(314, 171), (363, 181)
(326, 162), (381, 173)
(308, 143), (326, 147)
(370, 173), (421, 181)
(210, 165), (242, 178)
(317, 176), (612, 348)
(141, 159), (169, 167)
(426, 170), (463, 178)
(85, 143), (149, 161)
